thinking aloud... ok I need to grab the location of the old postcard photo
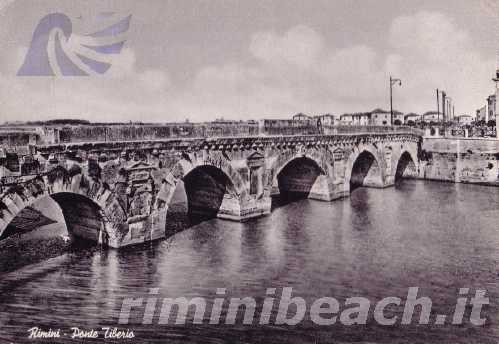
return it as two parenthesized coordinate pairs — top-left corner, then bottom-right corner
(0, 0), (498, 343)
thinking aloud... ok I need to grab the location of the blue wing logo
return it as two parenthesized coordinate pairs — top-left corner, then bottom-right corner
(18, 12), (132, 76)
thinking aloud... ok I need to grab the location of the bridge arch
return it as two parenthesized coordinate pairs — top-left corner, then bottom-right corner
(1, 191), (107, 244)
(0, 166), (127, 244)
(270, 154), (327, 200)
(182, 165), (235, 218)
(345, 146), (384, 191)
(167, 157), (245, 195)
(394, 150), (419, 181)
(157, 157), (245, 220)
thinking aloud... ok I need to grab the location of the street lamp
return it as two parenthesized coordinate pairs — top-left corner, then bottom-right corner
(390, 76), (402, 125)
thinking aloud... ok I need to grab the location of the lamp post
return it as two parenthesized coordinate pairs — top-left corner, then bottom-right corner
(390, 76), (402, 126)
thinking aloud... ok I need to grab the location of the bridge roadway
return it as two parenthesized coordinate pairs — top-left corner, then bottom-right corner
(0, 129), (421, 248)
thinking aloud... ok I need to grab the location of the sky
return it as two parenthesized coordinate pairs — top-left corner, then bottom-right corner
(0, 0), (497, 123)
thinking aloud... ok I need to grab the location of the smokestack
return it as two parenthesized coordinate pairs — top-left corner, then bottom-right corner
(441, 91), (446, 123)
(436, 89), (440, 121)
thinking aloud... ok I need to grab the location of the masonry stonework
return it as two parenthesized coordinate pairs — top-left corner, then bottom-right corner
(0, 133), (420, 248)
(420, 138), (499, 184)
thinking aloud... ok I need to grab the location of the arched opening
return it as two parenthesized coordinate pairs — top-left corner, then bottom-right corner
(1, 193), (104, 242)
(51, 193), (105, 242)
(350, 151), (382, 191)
(395, 151), (417, 182)
(0, 192), (105, 272)
(183, 166), (232, 218)
(276, 157), (323, 202)
(165, 165), (234, 233)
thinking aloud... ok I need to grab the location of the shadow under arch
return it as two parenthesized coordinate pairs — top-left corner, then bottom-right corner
(395, 151), (418, 183)
(275, 156), (324, 205)
(0, 192), (106, 273)
(1, 192), (105, 244)
(164, 165), (235, 234)
(51, 192), (106, 242)
(349, 150), (382, 192)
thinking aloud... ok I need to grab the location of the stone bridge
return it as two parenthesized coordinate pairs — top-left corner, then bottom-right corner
(0, 132), (421, 248)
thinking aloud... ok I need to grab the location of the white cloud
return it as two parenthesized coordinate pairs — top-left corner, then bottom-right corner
(182, 11), (495, 118)
(0, 45), (175, 122)
(0, 0), (16, 14)
(386, 11), (495, 115)
(106, 47), (136, 77)
(389, 12), (470, 63)
(0, 11), (495, 123)
(249, 25), (324, 69)
(138, 69), (170, 91)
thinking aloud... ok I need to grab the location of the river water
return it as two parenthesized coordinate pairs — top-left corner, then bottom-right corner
(0, 180), (498, 343)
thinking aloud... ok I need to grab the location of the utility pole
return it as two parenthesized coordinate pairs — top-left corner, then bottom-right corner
(390, 76), (402, 125)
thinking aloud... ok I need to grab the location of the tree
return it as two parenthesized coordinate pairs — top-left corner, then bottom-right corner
(487, 119), (496, 127)
(394, 119), (402, 126)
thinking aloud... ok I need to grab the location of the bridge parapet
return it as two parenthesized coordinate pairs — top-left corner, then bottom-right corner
(0, 121), (423, 145)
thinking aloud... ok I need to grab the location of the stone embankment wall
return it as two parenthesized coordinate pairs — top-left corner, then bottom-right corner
(420, 138), (499, 185)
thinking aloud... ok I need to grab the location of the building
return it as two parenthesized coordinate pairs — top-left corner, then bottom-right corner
(292, 113), (311, 121)
(456, 115), (473, 125)
(487, 94), (496, 124)
(340, 112), (372, 126)
(351, 112), (371, 126)
(422, 111), (440, 123)
(339, 109), (404, 126)
(340, 114), (353, 125)
(393, 112), (404, 125)
(476, 106), (487, 122)
(495, 68), (499, 139)
(315, 114), (340, 126)
(370, 109), (391, 126)
(404, 113), (421, 125)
